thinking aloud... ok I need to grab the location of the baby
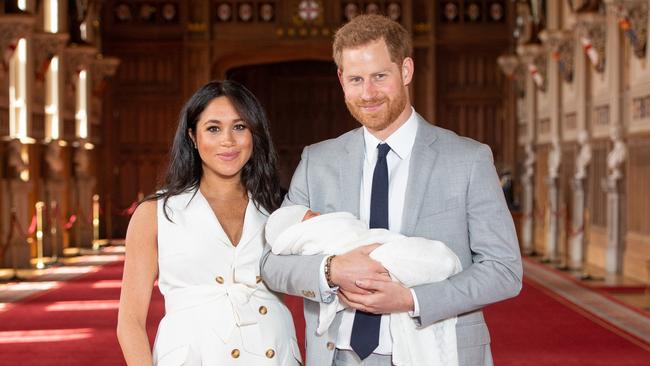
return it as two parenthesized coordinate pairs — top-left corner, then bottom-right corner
(265, 205), (462, 366)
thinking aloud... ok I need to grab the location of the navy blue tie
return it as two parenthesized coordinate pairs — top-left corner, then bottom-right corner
(350, 143), (390, 360)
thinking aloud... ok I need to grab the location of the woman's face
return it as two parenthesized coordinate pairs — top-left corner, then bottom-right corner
(191, 96), (253, 181)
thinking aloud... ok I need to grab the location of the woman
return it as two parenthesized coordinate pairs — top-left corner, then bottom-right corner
(117, 80), (301, 365)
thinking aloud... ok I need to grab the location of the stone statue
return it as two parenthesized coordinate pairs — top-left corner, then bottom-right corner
(45, 142), (65, 179)
(607, 125), (626, 181)
(74, 148), (91, 178)
(523, 142), (536, 182)
(548, 137), (561, 179)
(574, 130), (592, 180)
(7, 139), (28, 178)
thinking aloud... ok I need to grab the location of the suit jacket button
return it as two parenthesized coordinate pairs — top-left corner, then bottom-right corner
(231, 349), (240, 358)
(259, 306), (268, 315)
(266, 349), (275, 358)
(301, 290), (315, 298)
(327, 342), (335, 350)
(216, 276), (224, 284)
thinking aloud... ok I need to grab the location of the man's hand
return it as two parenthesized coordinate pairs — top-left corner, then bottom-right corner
(338, 278), (414, 314)
(330, 244), (386, 295)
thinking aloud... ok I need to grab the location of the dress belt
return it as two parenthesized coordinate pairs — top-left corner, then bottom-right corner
(164, 283), (278, 328)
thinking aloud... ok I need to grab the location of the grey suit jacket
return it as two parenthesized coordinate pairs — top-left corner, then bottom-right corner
(261, 114), (523, 366)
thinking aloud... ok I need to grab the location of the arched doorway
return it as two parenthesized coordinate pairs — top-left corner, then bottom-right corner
(227, 60), (358, 188)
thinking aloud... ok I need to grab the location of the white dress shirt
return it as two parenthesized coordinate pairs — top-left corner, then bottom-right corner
(318, 107), (420, 355)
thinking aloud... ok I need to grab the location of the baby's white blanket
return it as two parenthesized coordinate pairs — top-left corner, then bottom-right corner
(267, 209), (462, 366)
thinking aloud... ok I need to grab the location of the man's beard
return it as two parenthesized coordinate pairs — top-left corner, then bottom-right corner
(345, 87), (408, 132)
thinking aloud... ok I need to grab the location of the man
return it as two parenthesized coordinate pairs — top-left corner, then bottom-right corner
(261, 14), (522, 366)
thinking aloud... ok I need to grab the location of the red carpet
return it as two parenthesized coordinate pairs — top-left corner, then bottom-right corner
(484, 279), (650, 365)
(0, 259), (648, 365)
(0, 261), (162, 366)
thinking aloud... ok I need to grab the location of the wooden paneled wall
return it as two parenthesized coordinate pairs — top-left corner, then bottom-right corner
(627, 135), (650, 236)
(588, 142), (608, 229)
(227, 61), (358, 188)
(559, 144), (577, 263)
(102, 42), (184, 236)
(436, 46), (512, 169)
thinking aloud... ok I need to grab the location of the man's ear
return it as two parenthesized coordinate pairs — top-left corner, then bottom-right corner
(337, 68), (345, 89)
(401, 57), (414, 86)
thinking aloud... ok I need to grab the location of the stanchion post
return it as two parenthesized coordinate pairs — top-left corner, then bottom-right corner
(35, 202), (45, 269)
(50, 201), (59, 263)
(92, 194), (100, 251)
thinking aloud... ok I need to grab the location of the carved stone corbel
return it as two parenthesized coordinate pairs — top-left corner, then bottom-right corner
(63, 44), (97, 85)
(0, 13), (36, 71)
(540, 29), (575, 83)
(517, 43), (548, 92)
(90, 55), (120, 92)
(62, 44), (97, 113)
(497, 54), (520, 79)
(89, 55), (120, 124)
(608, 0), (648, 59)
(576, 13), (607, 73)
(32, 32), (69, 82)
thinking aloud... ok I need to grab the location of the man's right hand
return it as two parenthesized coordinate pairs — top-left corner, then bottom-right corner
(330, 244), (386, 295)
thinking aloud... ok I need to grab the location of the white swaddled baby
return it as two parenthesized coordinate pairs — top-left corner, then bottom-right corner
(265, 205), (463, 366)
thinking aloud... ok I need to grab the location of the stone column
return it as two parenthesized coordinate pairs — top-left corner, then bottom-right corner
(521, 142), (536, 255)
(2, 139), (34, 269)
(43, 141), (66, 260)
(518, 43), (545, 256)
(72, 145), (96, 249)
(0, 13), (35, 269)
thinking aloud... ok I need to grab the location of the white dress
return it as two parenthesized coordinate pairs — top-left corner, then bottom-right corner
(152, 190), (302, 366)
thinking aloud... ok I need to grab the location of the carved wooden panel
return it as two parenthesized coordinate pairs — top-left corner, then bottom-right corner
(534, 145), (549, 254)
(227, 60), (358, 188)
(436, 46), (512, 168)
(588, 142), (607, 228)
(627, 136), (650, 235)
(111, 43), (183, 94)
(0, 107), (8, 136)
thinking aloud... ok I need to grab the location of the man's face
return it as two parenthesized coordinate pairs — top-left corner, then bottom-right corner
(338, 39), (412, 136)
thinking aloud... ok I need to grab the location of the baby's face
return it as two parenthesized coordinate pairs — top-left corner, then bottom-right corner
(302, 209), (321, 221)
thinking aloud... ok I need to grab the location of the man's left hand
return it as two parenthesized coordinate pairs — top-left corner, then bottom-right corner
(338, 278), (414, 314)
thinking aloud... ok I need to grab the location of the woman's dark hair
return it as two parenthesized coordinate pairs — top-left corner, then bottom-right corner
(147, 80), (282, 219)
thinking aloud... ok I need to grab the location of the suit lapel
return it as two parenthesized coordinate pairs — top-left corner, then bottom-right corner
(338, 128), (364, 217)
(402, 116), (439, 236)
